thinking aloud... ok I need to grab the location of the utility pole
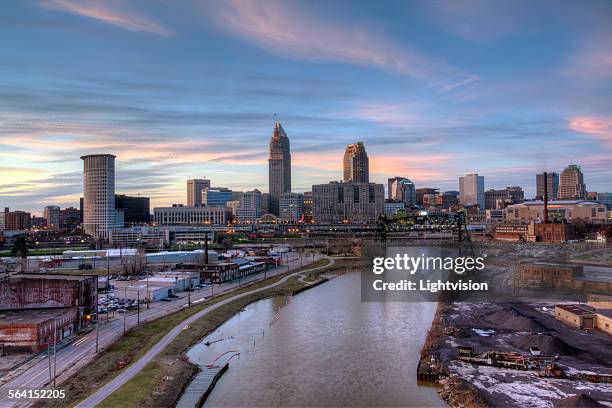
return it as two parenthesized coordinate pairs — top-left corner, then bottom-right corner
(53, 318), (57, 387)
(123, 287), (127, 334)
(137, 291), (140, 325)
(146, 273), (150, 309)
(48, 340), (52, 385)
(96, 315), (99, 352)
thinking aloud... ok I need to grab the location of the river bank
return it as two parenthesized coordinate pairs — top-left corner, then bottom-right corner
(96, 259), (343, 408)
(421, 301), (612, 407)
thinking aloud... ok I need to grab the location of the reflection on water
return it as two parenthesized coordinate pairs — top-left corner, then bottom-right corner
(188, 270), (443, 407)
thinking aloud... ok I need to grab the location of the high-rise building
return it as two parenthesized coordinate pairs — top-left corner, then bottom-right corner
(3, 208), (31, 231)
(343, 142), (369, 183)
(0, 208), (6, 231)
(59, 207), (81, 231)
(268, 121), (291, 215)
(595, 192), (612, 210)
(441, 191), (460, 208)
(303, 191), (313, 223)
(416, 188), (439, 207)
(280, 192), (304, 223)
(187, 178), (211, 207)
(536, 172), (559, 200)
(558, 164), (587, 200)
(81, 154), (116, 239)
(388, 177), (416, 207)
(459, 174), (485, 209)
(236, 189), (262, 223)
(43, 206), (61, 230)
(202, 188), (233, 207)
(261, 193), (271, 215)
(484, 187), (524, 210)
(312, 181), (384, 223)
(115, 194), (150, 224)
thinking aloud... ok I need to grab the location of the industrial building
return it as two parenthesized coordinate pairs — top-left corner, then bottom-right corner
(0, 274), (97, 317)
(504, 200), (607, 225)
(0, 308), (75, 352)
(555, 304), (596, 329)
(596, 309), (612, 335)
(520, 262), (612, 293)
(554, 304), (612, 335)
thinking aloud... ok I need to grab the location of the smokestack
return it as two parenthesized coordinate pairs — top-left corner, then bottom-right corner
(543, 172), (549, 223)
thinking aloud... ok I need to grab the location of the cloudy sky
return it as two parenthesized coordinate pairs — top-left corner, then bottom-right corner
(1, 0), (611, 214)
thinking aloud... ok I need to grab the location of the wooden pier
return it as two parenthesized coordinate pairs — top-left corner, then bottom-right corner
(176, 363), (228, 408)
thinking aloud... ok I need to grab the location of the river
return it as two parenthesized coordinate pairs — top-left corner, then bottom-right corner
(186, 267), (443, 407)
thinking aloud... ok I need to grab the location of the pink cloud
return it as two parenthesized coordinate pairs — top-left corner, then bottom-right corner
(569, 117), (612, 147)
(40, 0), (174, 36)
(210, 0), (445, 79)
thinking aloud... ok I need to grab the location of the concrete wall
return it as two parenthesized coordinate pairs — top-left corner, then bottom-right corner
(596, 313), (612, 335)
(555, 306), (596, 329)
(0, 276), (96, 317)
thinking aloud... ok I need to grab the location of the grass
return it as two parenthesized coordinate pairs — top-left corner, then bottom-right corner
(98, 275), (308, 408)
(34, 258), (331, 408)
(303, 257), (360, 282)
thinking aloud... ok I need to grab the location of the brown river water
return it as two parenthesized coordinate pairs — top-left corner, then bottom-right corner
(187, 270), (444, 407)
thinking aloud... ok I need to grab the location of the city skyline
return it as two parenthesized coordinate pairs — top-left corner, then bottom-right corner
(1, 0), (611, 214)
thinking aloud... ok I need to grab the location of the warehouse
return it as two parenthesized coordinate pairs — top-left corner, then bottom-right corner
(555, 304), (596, 329)
(0, 308), (75, 352)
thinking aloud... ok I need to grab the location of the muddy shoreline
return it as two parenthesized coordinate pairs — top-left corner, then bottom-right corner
(418, 300), (612, 407)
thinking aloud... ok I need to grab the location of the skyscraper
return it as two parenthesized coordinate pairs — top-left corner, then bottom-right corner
(459, 173), (485, 209)
(343, 142), (369, 183)
(268, 121), (291, 215)
(558, 164), (587, 200)
(81, 154), (116, 239)
(536, 172), (559, 200)
(43, 206), (60, 230)
(187, 178), (211, 207)
(388, 177), (416, 207)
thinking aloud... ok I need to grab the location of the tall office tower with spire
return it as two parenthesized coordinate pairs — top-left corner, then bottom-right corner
(81, 154), (116, 239)
(558, 164), (587, 200)
(343, 142), (369, 183)
(268, 121), (291, 215)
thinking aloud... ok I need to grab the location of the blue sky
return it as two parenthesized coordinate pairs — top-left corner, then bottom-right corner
(1, 0), (611, 214)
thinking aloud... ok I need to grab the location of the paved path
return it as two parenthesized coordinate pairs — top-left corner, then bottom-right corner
(0, 252), (317, 408)
(75, 257), (334, 408)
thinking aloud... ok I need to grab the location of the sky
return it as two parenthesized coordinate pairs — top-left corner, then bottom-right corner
(1, 0), (611, 215)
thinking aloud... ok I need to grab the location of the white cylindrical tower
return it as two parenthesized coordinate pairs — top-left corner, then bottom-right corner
(81, 154), (116, 239)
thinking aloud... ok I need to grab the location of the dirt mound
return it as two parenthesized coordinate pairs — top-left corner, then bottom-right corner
(511, 334), (580, 356)
(553, 394), (605, 408)
(483, 307), (545, 332)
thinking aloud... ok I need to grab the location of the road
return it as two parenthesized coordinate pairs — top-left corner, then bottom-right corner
(75, 256), (333, 408)
(0, 252), (322, 408)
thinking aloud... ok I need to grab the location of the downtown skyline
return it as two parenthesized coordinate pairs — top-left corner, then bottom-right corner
(1, 0), (611, 214)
